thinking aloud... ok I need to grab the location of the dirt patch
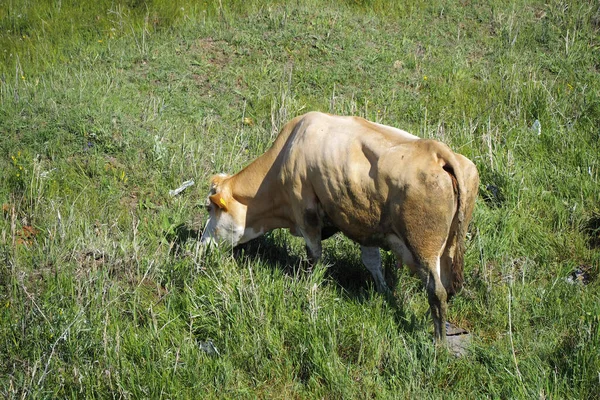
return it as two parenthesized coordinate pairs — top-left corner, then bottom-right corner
(567, 265), (596, 286)
(120, 192), (138, 211)
(75, 249), (168, 303)
(192, 37), (234, 68)
(76, 249), (122, 278)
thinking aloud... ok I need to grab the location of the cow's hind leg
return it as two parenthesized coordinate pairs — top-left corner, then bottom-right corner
(360, 246), (390, 295)
(424, 257), (447, 342)
(387, 235), (447, 343)
(412, 257), (448, 343)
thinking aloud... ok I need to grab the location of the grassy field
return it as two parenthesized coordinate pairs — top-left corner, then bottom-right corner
(1, 0), (599, 398)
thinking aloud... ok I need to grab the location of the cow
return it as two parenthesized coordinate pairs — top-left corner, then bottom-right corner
(200, 112), (479, 343)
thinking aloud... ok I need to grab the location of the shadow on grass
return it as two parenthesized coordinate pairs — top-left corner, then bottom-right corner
(233, 232), (419, 336)
(583, 210), (600, 250)
(169, 224), (396, 298)
(169, 224), (421, 335)
(232, 233), (306, 275)
(165, 223), (201, 256)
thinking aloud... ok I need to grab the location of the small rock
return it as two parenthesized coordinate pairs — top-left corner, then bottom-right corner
(446, 321), (471, 357)
(198, 339), (219, 356)
(531, 119), (541, 136)
(169, 180), (195, 197)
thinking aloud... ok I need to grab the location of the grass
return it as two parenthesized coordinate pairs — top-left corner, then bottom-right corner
(1, 0), (599, 398)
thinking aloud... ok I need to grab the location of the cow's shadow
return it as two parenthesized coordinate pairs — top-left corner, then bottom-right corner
(232, 233), (303, 275)
(169, 225), (421, 335)
(167, 224), (201, 256)
(233, 232), (420, 336)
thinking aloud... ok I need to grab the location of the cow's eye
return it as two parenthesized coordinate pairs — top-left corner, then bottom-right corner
(205, 204), (212, 212)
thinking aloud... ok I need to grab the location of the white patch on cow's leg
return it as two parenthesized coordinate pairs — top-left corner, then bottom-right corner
(439, 238), (455, 295)
(440, 253), (454, 295)
(360, 246), (390, 295)
(386, 234), (416, 269)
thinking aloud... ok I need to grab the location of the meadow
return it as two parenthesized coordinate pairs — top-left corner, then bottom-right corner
(1, 0), (599, 398)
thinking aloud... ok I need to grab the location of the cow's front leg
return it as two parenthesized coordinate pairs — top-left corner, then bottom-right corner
(303, 233), (322, 269)
(360, 246), (391, 296)
(299, 207), (324, 271)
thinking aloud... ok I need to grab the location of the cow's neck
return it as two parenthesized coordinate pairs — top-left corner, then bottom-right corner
(227, 148), (292, 232)
(229, 147), (278, 201)
(228, 119), (295, 202)
(226, 117), (302, 232)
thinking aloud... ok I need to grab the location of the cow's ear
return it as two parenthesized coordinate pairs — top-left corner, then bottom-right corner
(210, 174), (229, 189)
(209, 193), (228, 211)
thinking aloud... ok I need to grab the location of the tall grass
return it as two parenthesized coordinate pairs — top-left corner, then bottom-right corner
(1, 0), (599, 398)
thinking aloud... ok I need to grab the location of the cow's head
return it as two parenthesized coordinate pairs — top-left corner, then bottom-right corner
(200, 174), (250, 247)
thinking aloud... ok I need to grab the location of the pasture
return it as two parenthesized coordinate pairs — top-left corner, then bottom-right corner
(1, 0), (599, 398)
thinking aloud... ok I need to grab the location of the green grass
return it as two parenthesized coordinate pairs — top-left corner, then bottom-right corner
(1, 0), (599, 398)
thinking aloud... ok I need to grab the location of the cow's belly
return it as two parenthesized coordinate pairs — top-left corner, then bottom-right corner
(321, 205), (391, 249)
(346, 231), (390, 250)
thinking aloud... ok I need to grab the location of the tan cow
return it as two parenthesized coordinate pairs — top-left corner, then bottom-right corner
(201, 112), (479, 342)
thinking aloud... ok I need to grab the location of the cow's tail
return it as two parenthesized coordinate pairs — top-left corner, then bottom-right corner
(440, 149), (471, 296)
